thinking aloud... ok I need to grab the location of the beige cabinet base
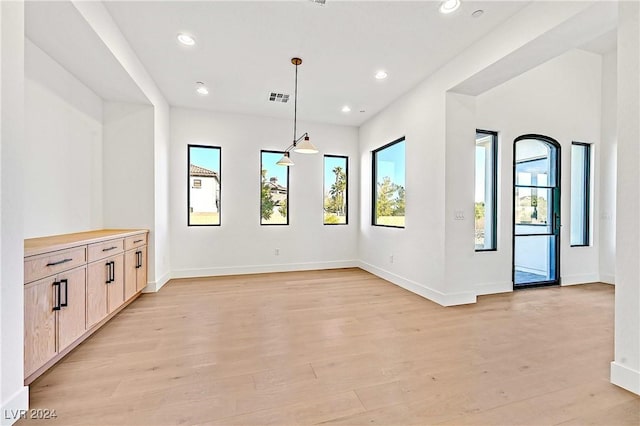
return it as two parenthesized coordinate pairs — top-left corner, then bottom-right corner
(24, 229), (148, 384)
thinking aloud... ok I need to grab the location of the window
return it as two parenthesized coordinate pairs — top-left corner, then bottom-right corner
(188, 145), (221, 226)
(323, 155), (348, 225)
(372, 137), (405, 227)
(571, 142), (591, 246)
(261, 150), (289, 225)
(475, 130), (498, 251)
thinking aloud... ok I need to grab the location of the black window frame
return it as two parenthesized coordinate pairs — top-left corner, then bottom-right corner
(371, 136), (406, 229)
(187, 144), (222, 227)
(475, 129), (498, 252)
(570, 141), (591, 247)
(260, 150), (290, 226)
(323, 154), (349, 226)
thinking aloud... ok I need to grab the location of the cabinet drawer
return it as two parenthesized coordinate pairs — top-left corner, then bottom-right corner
(25, 247), (87, 284)
(88, 239), (124, 263)
(124, 233), (147, 251)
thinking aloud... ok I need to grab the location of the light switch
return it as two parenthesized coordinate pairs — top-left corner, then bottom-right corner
(454, 210), (465, 220)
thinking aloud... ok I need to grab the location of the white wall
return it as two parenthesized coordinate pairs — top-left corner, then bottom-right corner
(474, 49), (603, 288)
(170, 108), (359, 277)
(611, 0), (640, 396)
(599, 50), (617, 284)
(102, 101), (154, 260)
(24, 39), (103, 238)
(358, 2), (600, 306)
(73, 0), (172, 291)
(152, 102), (171, 289)
(1, 1), (28, 424)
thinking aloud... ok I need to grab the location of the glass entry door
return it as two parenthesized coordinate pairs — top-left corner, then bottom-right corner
(513, 135), (561, 288)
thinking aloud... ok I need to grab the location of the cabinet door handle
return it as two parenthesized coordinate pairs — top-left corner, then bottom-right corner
(60, 279), (68, 308)
(135, 251), (141, 269)
(111, 261), (116, 282)
(105, 262), (112, 284)
(52, 281), (61, 311)
(102, 246), (118, 252)
(46, 258), (72, 267)
(134, 239), (143, 244)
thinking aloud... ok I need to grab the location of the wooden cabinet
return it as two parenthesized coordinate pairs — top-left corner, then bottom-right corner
(57, 267), (87, 352)
(86, 261), (109, 328)
(24, 265), (87, 377)
(24, 229), (148, 384)
(136, 246), (148, 292)
(87, 253), (125, 327)
(86, 238), (125, 328)
(108, 254), (125, 313)
(125, 240), (147, 300)
(24, 277), (57, 377)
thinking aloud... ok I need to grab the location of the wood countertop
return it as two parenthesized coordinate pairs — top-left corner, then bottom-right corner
(25, 229), (148, 257)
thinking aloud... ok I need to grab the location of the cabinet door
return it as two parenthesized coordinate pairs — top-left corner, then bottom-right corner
(108, 254), (125, 314)
(124, 249), (137, 301)
(136, 246), (148, 292)
(24, 278), (57, 377)
(86, 261), (109, 328)
(57, 266), (87, 351)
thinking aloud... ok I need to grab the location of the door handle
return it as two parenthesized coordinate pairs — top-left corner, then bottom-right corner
(60, 279), (68, 307)
(554, 213), (561, 234)
(105, 262), (112, 284)
(52, 281), (61, 311)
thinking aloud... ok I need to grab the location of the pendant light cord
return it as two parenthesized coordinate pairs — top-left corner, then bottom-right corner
(293, 63), (298, 145)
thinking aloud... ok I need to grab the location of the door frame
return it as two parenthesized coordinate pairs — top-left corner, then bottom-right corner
(512, 134), (561, 289)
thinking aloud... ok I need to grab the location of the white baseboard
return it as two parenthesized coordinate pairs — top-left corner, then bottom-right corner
(357, 261), (476, 306)
(561, 273), (600, 286)
(611, 361), (640, 395)
(474, 281), (513, 296)
(1, 386), (29, 426)
(599, 273), (615, 285)
(142, 270), (171, 293)
(171, 260), (360, 280)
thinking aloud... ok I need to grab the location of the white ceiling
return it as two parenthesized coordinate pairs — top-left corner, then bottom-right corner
(25, 1), (149, 104)
(24, 1), (618, 127)
(104, 0), (532, 126)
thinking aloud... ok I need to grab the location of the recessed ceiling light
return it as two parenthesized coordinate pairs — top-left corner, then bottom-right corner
(195, 82), (209, 96)
(439, 0), (461, 14)
(177, 33), (196, 46)
(375, 70), (388, 80)
(341, 105), (351, 113)
(472, 9), (484, 18)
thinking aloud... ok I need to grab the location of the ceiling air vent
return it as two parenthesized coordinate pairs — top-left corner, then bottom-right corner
(310, 0), (326, 5)
(269, 92), (290, 103)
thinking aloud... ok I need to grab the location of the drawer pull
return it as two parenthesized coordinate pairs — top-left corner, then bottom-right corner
(134, 239), (143, 244)
(46, 258), (73, 267)
(102, 246), (118, 252)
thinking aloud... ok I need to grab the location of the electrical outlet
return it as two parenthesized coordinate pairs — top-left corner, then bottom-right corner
(274, 248), (280, 256)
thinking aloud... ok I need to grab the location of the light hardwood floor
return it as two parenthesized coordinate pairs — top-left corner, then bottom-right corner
(20, 268), (639, 425)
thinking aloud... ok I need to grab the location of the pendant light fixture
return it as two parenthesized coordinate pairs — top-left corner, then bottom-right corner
(276, 57), (319, 166)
